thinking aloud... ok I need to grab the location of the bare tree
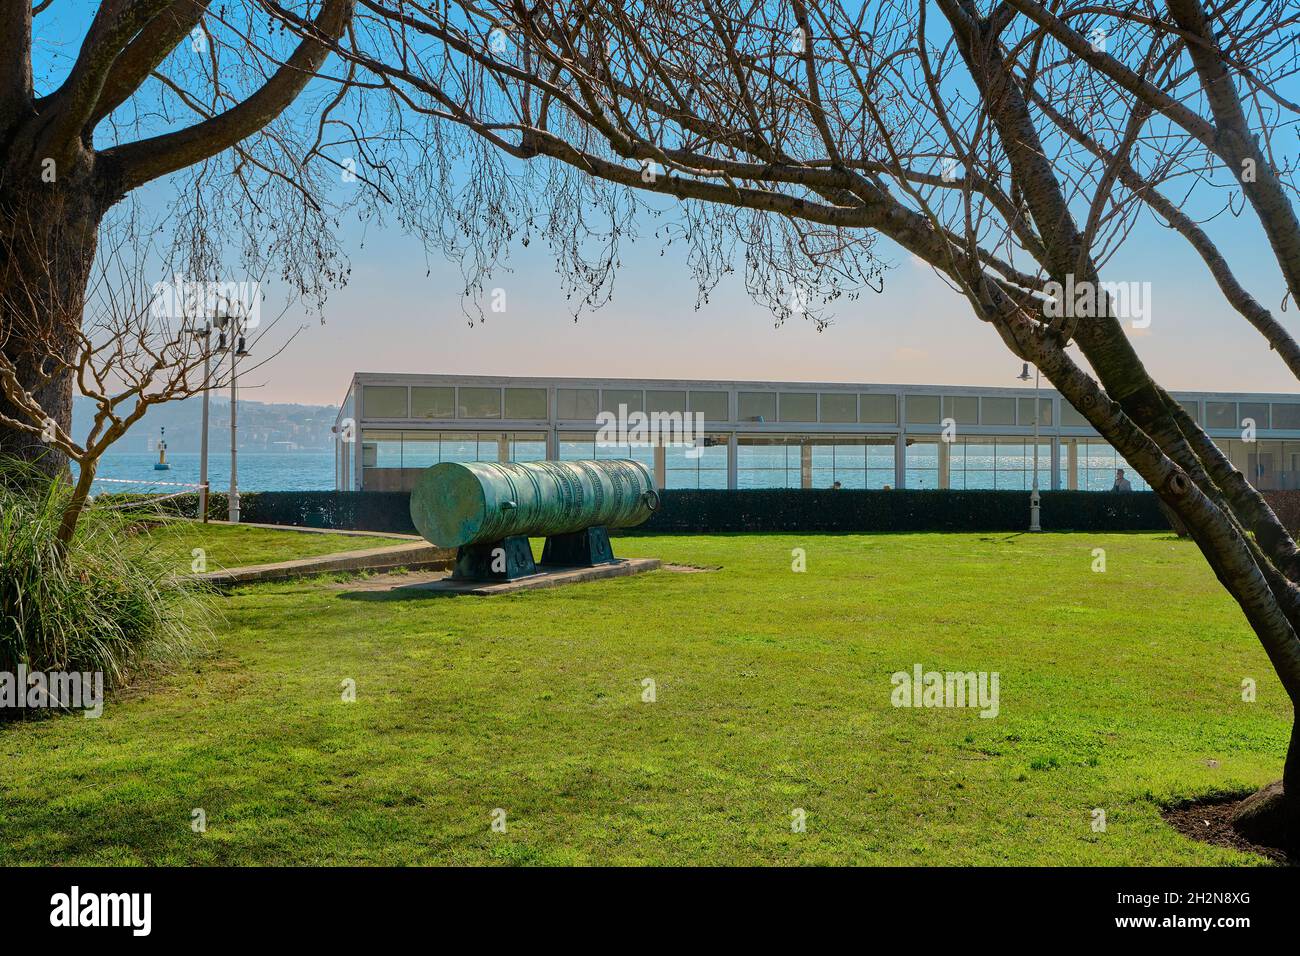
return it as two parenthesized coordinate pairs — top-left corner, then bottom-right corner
(317, 0), (1300, 854)
(0, 209), (299, 546)
(0, 0), (360, 477)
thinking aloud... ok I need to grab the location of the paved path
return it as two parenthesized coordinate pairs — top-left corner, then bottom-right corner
(190, 518), (419, 540)
(194, 540), (453, 587)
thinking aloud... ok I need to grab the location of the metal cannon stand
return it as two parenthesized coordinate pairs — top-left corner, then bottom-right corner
(452, 526), (617, 582)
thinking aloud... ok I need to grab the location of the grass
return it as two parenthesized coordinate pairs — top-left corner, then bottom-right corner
(134, 520), (403, 573)
(0, 531), (1289, 865)
(1, 471), (209, 687)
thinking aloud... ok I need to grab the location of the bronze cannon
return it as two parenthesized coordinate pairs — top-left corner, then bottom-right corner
(409, 459), (659, 580)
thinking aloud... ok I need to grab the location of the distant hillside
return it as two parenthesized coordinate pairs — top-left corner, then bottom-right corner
(72, 395), (339, 453)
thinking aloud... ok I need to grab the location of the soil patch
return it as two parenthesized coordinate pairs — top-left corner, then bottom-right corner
(1161, 794), (1289, 864)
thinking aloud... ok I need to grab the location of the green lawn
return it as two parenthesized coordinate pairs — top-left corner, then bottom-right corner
(135, 520), (403, 572)
(0, 532), (1288, 865)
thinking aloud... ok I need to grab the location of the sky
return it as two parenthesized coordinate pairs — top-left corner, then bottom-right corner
(244, 203), (1296, 407)
(33, 3), (1300, 408)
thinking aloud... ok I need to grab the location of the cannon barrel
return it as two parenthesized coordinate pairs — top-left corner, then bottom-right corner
(409, 458), (659, 549)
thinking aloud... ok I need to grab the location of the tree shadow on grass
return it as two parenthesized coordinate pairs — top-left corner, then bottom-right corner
(336, 584), (464, 602)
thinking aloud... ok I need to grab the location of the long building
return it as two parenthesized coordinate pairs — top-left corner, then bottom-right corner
(333, 373), (1300, 494)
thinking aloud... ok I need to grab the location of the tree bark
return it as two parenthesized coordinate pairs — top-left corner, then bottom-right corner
(0, 172), (107, 478)
(56, 455), (95, 546)
(1230, 717), (1300, 860)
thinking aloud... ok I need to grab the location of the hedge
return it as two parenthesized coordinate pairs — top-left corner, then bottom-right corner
(109, 488), (1172, 535)
(106, 490), (420, 535)
(640, 488), (1169, 533)
(1263, 491), (1300, 536)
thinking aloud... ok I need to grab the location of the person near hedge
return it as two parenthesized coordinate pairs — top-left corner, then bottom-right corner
(1111, 469), (1133, 493)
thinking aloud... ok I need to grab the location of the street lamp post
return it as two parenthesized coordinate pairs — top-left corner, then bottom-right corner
(216, 311), (250, 523)
(229, 331), (239, 523)
(1018, 362), (1042, 532)
(194, 322), (213, 523)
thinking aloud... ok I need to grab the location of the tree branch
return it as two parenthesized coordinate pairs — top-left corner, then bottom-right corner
(101, 0), (354, 191)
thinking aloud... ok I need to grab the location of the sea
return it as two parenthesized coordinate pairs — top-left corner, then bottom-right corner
(86, 451), (336, 495)
(83, 448), (1139, 494)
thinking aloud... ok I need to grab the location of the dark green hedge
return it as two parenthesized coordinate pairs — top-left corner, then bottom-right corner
(106, 490), (420, 535)
(639, 489), (1170, 533)
(109, 487), (1171, 534)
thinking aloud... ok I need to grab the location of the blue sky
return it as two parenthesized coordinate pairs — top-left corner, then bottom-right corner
(268, 194), (1293, 407)
(34, 3), (1300, 406)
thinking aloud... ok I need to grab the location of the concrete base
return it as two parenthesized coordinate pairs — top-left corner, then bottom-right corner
(191, 519), (420, 540)
(403, 557), (662, 596)
(193, 541), (454, 587)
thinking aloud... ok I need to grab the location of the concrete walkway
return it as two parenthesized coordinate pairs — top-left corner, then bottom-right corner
(369, 557), (663, 596)
(191, 518), (419, 540)
(194, 540), (453, 588)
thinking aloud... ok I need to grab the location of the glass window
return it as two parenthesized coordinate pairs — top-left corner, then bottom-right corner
(401, 431), (441, 469)
(437, 431), (484, 463)
(1281, 440), (1300, 489)
(1273, 403), (1300, 430)
(1176, 398), (1201, 425)
(738, 391), (777, 422)
(689, 390), (730, 421)
(1076, 440), (1151, 492)
(1218, 438), (1284, 489)
(779, 392), (818, 422)
(981, 397), (1015, 426)
(665, 434), (729, 489)
(503, 387), (548, 419)
(557, 388), (599, 419)
(411, 386), (454, 419)
(865, 439), (896, 488)
(559, 432), (595, 460)
(1017, 397), (1053, 426)
(992, 440), (1026, 491)
(942, 396), (979, 425)
(1240, 402), (1270, 431)
(737, 435), (801, 488)
(363, 385), (407, 418)
(562, 430), (654, 471)
(906, 439), (941, 489)
(739, 434), (894, 488)
(508, 432), (548, 462)
(811, 438), (896, 489)
(457, 387), (502, 419)
(950, 437), (995, 489)
(602, 388), (643, 414)
(906, 395), (941, 424)
(860, 394), (898, 424)
(647, 390), (687, 414)
(361, 429), (403, 467)
(947, 437), (1051, 490)
(811, 439), (865, 488)
(1246, 439), (1283, 489)
(397, 431), (531, 467)
(1206, 401), (1237, 429)
(820, 392), (857, 423)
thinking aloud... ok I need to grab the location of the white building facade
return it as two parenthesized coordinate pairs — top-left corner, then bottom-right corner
(334, 373), (1300, 494)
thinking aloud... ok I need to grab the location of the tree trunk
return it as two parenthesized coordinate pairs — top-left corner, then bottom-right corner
(0, 165), (106, 479)
(1230, 714), (1300, 859)
(56, 456), (95, 547)
(1286, 716), (1300, 859)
